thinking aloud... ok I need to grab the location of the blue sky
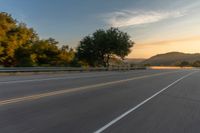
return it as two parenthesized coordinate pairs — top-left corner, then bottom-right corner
(1, 0), (200, 58)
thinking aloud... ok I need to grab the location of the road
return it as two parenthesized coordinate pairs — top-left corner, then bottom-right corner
(0, 69), (200, 133)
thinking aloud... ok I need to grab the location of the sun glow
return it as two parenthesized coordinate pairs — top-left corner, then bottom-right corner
(128, 36), (200, 58)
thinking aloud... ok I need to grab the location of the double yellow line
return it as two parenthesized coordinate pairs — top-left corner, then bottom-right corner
(0, 71), (181, 106)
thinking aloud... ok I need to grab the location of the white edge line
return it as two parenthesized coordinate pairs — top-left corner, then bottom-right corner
(94, 71), (197, 133)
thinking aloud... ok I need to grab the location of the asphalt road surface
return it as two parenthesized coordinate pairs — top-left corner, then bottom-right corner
(0, 69), (200, 133)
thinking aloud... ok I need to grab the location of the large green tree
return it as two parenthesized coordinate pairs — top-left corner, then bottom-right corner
(0, 12), (78, 67)
(76, 28), (134, 67)
(31, 38), (60, 66)
(0, 12), (38, 66)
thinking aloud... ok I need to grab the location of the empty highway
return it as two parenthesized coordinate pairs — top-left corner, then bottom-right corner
(0, 69), (200, 133)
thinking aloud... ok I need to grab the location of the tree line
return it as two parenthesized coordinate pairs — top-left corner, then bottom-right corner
(0, 12), (133, 67)
(177, 61), (200, 67)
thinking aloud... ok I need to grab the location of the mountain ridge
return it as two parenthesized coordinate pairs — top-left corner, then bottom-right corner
(142, 52), (200, 66)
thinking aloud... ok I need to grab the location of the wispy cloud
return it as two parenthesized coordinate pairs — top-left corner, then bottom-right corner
(103, 10), (186, 27)
(138, 36), (200, 46)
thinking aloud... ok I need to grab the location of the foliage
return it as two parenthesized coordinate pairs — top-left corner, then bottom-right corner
(57, 45), (75, 66)
(192, 61), (200, 67)
(14, 44), (36, 67)
(32, 38), (59, 66)
(0, 12), (76, 67)
(0, 12), (134, 67)
(76, 28), (134, 67)
(177, 61), (190, 67)
(0, 12), (38, 66)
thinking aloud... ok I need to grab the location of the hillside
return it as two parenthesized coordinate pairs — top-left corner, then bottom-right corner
(142, 52), (200, 66)
(125, 58), (146, 64)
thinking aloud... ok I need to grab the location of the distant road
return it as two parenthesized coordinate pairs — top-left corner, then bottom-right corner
(0, 69), (199, 133)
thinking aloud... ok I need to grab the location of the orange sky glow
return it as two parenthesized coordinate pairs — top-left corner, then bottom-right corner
(128, 36), (200, 58)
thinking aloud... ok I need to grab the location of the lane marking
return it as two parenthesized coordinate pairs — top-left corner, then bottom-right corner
(0, 73), (121, 84)
(0, 71), (146, 84)
(0, 71), (180, 106)
(94, 71), (197, 133)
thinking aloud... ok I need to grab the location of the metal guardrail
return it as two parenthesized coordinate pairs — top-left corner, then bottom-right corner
(0, 66), (146, 73)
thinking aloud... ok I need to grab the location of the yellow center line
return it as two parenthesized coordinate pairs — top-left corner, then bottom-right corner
(0, 71), (182, 106)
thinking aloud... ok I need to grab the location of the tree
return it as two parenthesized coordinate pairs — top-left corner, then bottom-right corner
(178, 61), (190, 67)
(192, 61), (200, 67)
(0, 12), (16, 41)
(0, 12), (38, 66)
(0, 12), (17, 65)
(14, 44), (36, 67)
(57, 45), (75, 66)
(76, 28), (134, 67)
(76, 36), (99, 66)
(31, 38), (60, 66)
(0, 12), (78, 67)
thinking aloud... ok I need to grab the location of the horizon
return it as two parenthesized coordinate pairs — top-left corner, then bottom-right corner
(1, 0), (200, 58)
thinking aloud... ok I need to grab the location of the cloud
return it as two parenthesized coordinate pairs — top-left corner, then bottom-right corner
(103, 10), (186, 27)
(139, 36), (200, 46)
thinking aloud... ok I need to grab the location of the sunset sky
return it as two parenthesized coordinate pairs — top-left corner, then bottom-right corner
(1, 0), (200, 58)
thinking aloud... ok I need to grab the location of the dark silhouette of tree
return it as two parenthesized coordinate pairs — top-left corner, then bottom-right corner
(192, 61), (200, 67)
(76, 28), (134, 67)
(178, 61), (190, 67)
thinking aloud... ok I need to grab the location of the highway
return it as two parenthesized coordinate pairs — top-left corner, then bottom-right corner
(0, 69), (200, 133)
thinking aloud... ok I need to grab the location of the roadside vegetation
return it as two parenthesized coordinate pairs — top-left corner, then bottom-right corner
(0, 12), (133, 67)
(1, 12), (199, 68)
(143, 61), (200, 67)
(176, 61), (200, 67)
(77, 28), (134, 67)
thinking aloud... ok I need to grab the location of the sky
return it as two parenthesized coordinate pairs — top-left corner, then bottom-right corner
(1, 0), (200, 58)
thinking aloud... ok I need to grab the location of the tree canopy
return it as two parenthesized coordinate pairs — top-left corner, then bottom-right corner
(76, 28), (134, 67)
(0, 12), (38, 66)
(0, 12), (75, 67)
(0, 12), (135, 67)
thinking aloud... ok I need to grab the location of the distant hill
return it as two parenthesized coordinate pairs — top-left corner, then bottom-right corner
(125, 58), (146, 64)
(142, 52), (200, 66)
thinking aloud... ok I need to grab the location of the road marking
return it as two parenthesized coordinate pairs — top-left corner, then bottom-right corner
(0, 73), (120, 84)
(0, 71), (179, 106)
(0, 71), (145, 84)
(94, 71), (197, 133)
